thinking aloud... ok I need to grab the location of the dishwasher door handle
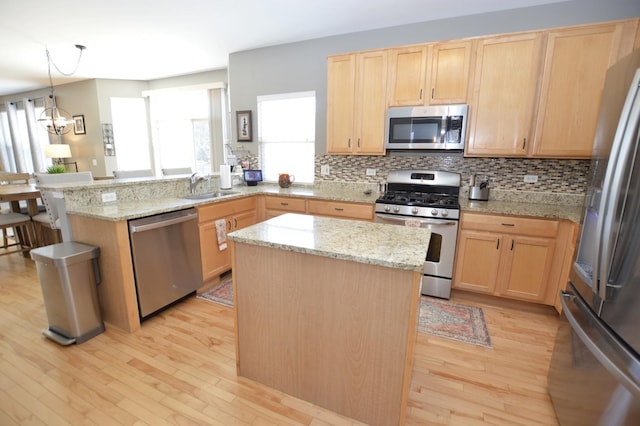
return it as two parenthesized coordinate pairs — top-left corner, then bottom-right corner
(130, 212), (198, 233)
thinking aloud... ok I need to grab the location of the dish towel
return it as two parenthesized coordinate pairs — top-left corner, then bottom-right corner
(215, 218), (227, 250)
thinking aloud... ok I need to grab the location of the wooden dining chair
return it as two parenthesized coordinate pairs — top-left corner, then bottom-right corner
(0, 212), (36, 256)
(0, 172), (30, 183)
(0, 172), (34, 247)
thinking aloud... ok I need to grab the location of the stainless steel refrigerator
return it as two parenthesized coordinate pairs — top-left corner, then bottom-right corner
(548, 50), (640, 425)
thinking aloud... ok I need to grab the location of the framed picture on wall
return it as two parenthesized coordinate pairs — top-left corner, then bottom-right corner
(73, 115), (86, 135)
(236, 110), (252, 142)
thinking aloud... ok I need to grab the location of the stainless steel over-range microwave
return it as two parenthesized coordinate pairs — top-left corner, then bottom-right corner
(384, 104), (468, 151)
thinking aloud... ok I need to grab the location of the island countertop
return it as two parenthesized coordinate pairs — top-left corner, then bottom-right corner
(228, 213), (431, 272)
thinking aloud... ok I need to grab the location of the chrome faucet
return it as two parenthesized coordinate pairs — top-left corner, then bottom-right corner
(189, 172), (208, 194)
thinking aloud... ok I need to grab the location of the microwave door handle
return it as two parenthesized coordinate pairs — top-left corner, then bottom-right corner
(597, 81), (640, 302)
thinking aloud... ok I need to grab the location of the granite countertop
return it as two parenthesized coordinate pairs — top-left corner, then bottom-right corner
(64, 182), (381, 221)
(460, 198), (584, 223)
(228, 213), (430, 272)
(59, 177), (584, 223)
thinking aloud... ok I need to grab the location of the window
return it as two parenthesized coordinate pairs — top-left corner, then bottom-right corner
(111, 97), (151, 170)
(0, 98), (49, 173)
(148, 88), (226, 175)
(258, 91), (315, 184)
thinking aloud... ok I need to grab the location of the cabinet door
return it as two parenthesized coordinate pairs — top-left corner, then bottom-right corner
(453, 230), (502, 294)
(532, 21), (639, 158)
(500, 235), (556, 302)
(387, 45), (428, 106)
(231, 209), (257, 231)
(327, 54), (356, 153)
(354, 50), (388, 154)
(199, 221), (231, 280)
(428, 41), (473, 105)
(466, 33), (544, 156)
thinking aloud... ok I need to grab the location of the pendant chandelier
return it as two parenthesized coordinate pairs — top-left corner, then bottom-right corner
(39, 44), (86, 136)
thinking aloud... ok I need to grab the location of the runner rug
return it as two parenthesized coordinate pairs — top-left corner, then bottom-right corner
(418, 296), (493, 348)
(197, 275), (233, 307)
(197, 280), (492, 348)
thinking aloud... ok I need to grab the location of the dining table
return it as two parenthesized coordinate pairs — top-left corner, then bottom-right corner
(0, 183), (42, 216)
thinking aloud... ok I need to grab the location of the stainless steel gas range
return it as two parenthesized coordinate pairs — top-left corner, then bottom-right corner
(374, 170), (461, 299)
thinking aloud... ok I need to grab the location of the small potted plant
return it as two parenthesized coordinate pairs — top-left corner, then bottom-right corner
(46, 164), (67, 174)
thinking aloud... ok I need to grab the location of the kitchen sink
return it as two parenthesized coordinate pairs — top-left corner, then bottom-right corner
(183, 191), (239, 200)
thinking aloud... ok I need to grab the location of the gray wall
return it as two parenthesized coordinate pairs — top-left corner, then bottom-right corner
(228, 0), (640, 155)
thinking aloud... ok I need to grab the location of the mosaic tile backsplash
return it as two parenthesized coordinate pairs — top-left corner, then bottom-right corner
(236, 153), (591, 195)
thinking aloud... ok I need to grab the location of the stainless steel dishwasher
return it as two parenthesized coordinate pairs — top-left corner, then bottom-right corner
(129, 208), (202, 319)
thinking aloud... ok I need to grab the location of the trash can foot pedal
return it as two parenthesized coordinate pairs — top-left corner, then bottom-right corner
(42, 328), (76, 346)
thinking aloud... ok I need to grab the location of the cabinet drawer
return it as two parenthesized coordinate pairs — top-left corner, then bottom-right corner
(461, 212), (558, 237)
(264, 196), (307, 213)
(197, 197), (256, 223)
(307, 200), (373, 220)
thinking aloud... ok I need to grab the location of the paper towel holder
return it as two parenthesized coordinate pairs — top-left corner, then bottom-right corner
(243, 170), (263, 186)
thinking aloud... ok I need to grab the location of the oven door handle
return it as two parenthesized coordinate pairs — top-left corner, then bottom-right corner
(375, 213), (456, 226)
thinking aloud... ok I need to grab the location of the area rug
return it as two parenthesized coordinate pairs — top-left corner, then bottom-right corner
(197, 276), (233, 307)
(418, 296), (492, 348)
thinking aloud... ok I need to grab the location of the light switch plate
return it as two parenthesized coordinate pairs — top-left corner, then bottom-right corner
(366, 168), (377, 176)
(102, 192), (117, 203)
(320, 165), (330, 175)
(524, 175), (538, 183)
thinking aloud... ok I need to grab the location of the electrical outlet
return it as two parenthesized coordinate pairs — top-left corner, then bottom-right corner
(366, 168), (377, 176)
(320, 165), (330, 175)
(92, 159), (97, 166)
(524, 175), (539, 183)
(101, 192), (117, 203)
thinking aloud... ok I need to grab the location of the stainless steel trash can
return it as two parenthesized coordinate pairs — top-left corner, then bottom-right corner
(30, 242), (103, 345)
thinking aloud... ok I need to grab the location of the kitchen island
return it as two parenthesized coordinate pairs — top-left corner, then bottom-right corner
(228, 213), (431, 426)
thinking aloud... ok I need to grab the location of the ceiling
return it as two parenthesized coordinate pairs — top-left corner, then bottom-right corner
(0, 0), (568, 97)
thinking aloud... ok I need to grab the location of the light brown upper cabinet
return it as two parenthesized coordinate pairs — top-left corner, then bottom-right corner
(387, 41), (473, 106)
(531, 20), (640, 158)
(427, 40), (474, 105)
(466, 33), (544, 157)
(387, 45), (428, 106)
(327, 50), (388, 155)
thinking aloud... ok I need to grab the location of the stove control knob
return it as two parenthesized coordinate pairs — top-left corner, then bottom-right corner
(441, 210), (449, 217)
(411, 207), (419, 215)
(384, 205), (391, 212)
(393, 206), (400, 213)
(431, 209), (438, 216)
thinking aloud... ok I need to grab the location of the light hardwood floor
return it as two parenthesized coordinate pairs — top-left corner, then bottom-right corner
(0, 250), (561, 425)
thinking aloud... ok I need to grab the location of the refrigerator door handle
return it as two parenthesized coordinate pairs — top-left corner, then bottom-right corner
(596, 75), (640, 301)
(561, 291), (640, 401)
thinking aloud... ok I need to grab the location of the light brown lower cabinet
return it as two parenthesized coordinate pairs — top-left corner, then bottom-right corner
(307, 199), (373, 221)
(262, 195), (374, 221)
(197, 197), (257, 282)
(263, 195), (307, 219)
(453, 212), (577, 307)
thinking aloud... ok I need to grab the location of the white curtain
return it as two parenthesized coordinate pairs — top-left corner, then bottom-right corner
(0, 97), (50, 173)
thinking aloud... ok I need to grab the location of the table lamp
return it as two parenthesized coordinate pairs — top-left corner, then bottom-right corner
(45, 144), (72, 165)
